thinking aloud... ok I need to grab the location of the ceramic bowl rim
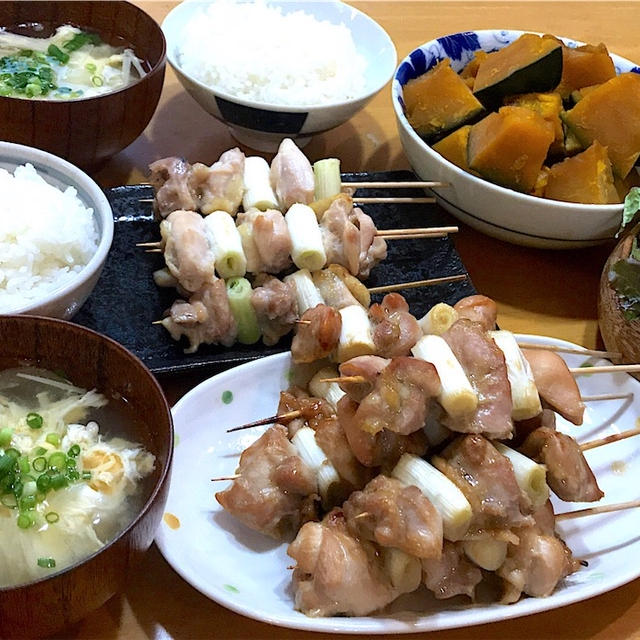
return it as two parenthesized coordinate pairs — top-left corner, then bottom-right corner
(162, 0), (397, 113)
(392, 28), (637, 215)
(0, 314), (174, 592)
(0, 141), (114, 316)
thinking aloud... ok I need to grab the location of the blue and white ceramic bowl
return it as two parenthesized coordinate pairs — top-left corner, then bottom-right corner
(393, 29), (640, 249)
(0, 141), (114, 318)
(163, 0), (396, 152)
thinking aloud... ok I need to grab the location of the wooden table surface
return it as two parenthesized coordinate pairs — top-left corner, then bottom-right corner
(61, 2), (640, 639)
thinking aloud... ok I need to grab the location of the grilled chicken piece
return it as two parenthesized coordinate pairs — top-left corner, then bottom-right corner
(291, 304), (342, 364)
(149, 157), (198, 217)
(270, 138), (315, 209)
(513, 408), (557, 447)
(216, 425), (317, 539)
(250, 275), (298, 346)
(442, 319), (514, 440)
(288, 509), (398, 617)
(453, 295), (498, 331)
(237, 208), (293, 273)
(348, 357), (441, 436)
(337, 396), (428, 469)
(277, 389), (335, 437)
(161, 210), (215, 293)
(344, 475), (443, 559)
(312, 268), (360, 309)
(521, 349), (585, 425)
(313, 415), (374, 492)
(338, 355), (390, 402)
(422, 541), (482, 600)
(370, 293), (422, 358)
(190, 148), (245, 215)
(433, 435), (533, 532)
(161, 279), (237, 353)
(520, 427), (603, 502)
(498, 501), (580, 604)
(320, 195), (387, 278)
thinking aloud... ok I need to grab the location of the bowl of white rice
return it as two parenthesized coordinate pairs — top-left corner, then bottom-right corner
(162, 0), (397, 151)
(0, 142), (113, 318)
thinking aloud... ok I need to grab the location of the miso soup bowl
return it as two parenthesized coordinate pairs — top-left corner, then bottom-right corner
(0, 1), (166, 169)
(392, 29), (640, 249)
(0, 316), (173, 639)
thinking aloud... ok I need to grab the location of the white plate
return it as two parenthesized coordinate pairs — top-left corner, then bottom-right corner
(155, 335), (640, 634)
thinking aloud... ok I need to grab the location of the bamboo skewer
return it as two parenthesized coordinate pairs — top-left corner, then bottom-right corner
(319, 375), (366, 385)
(226, 409), (301, 433)
(580, 427), (640, 452)
(556, 498), (640, 521)
(518, 343), (621, 359)
(342, 181), (449, 189)
(571, 364), (640, 375)
(211, 475), (240, 482)
(368, 274), (467, 294)
(581, 393), (633, 402)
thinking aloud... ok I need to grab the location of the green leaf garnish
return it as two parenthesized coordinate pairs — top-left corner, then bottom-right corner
(618, 187), (640, 237)
(610, 258), (640, 322)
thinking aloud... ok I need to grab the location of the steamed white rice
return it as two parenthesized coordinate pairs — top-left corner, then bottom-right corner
(177, 0), (367, 106)
(0, 164), (98, 312)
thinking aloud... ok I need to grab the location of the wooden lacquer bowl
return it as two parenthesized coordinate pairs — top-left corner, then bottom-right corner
(598, 226), (640, 379)
(0, 316), (173, 639)
(0, 1), (166, 169)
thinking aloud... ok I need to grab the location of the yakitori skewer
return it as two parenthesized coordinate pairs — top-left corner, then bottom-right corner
(580, 427), (640, 452)
(137, 225), (459, 249)
(226, 410), (302, 433)
(556, 498), (640, 521)
(138, 195), (438, 205)
(580, 393), (633, 402)
(211, 475), (241, 482)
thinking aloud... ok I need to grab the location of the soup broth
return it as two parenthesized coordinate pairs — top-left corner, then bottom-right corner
(0, 366), (155, 588)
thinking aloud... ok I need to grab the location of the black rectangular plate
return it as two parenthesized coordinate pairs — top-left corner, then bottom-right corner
(73, 171), (476, 374)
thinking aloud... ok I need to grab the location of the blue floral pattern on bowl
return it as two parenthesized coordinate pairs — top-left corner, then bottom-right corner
(393, 29), (640, 117)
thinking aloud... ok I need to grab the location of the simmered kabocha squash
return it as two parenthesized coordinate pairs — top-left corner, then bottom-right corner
(432, 125), (473, 171)
(569, 84), (602, 106)
(544, 141), (619, 204)
(473, 34), (563, 108)
(531, 166), (551, 197)
(614, 171), (640, 201)
(562, 73), (640, 178)
(403, 59), (485, 140)
(556, 42), (616, 99)
(467, 106), (555, 192)
(504, 92), (564, 154)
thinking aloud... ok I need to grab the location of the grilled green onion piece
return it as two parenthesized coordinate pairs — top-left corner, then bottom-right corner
(226, 277), (260, 345)
(313, 158), (341, 201)
(494, 443), (549, 509)
(242, 157), (279, 211)
(205, 211), (247, 279)
(335, 305), (376, 364)
(418, 302), (459, 335)
(463, 538), (508, 571)
(308, 367), (345, 410)
(392, 453), (472, 541)
(284, 269), (325, 315)
(285, 204), (327, 271)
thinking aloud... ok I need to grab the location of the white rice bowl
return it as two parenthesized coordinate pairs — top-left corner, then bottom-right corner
(176, 0), (367, 106)
(0, 163), (99, 313)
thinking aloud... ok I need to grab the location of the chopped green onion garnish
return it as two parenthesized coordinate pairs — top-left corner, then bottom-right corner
(12, 479), (23, 497)
(17, 456), (30, 474)
(47, 44), (70, 64)
(0, 428), (12, 448)
(37, 557), (56, 568)
(17, 513), (33, 529)
(81, 471), (92, 481)
(85, 62), (96, 73)
(22, 480), (37, 497)
(91, 75), (103, 87)
(36, 474), (51, 492)
(50, 473), (68, 491)
(19, 494), (36, 511)
(68, 444), (81, 458)
(45, 511), (59, 524)
(67, 470), (80, 481)
(48, 452), (66, 471)
(32, 457), (47, 473)
(66, 457), (77, 469)
(34, 446), (47, 456)
(26, 413), (43, 429)
(5, 448), (19, 459)
(45, 432), (60, 447)
(0, 494), (17, 508)
(0, 453), (15, 478)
